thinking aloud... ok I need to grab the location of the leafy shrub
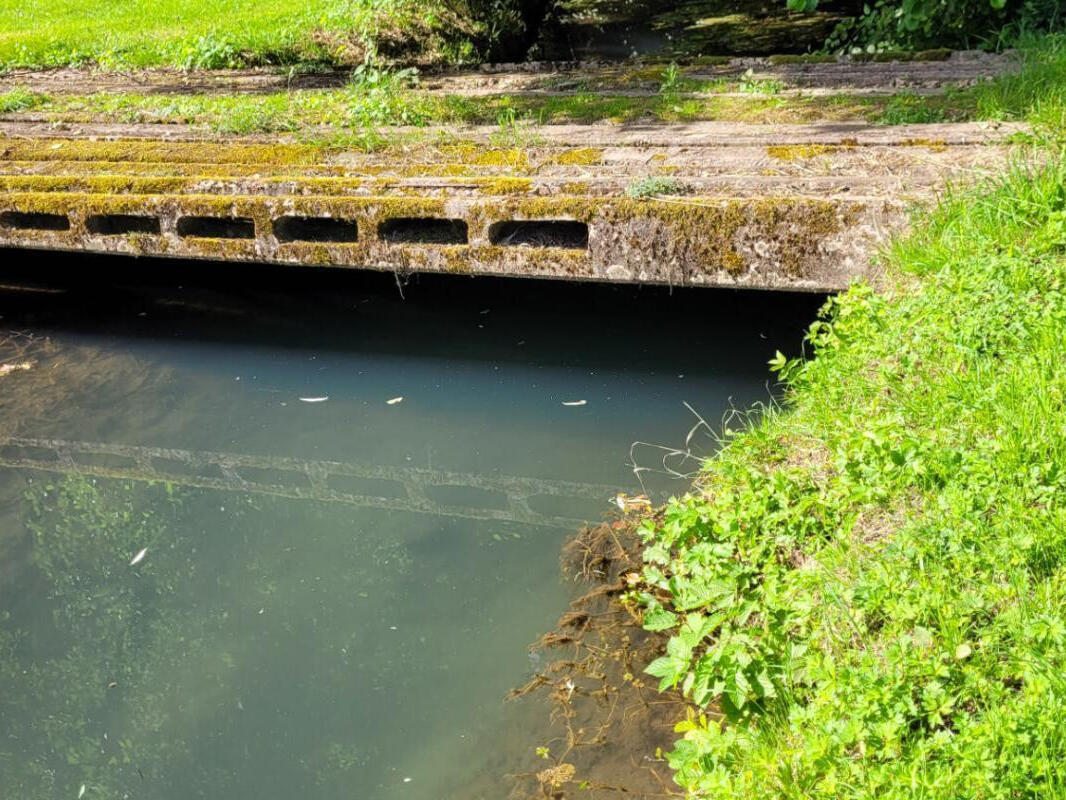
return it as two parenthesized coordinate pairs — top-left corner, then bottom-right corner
(788, 0), (1062, 51)
(635, 156), (1066, 798)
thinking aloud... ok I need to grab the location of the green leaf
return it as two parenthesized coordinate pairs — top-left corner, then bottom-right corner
(644, 606), (679, 632)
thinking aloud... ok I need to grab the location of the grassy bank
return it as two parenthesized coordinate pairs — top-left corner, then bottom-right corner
(633, 132), (1066, 798)
(0, 0), (474, 69)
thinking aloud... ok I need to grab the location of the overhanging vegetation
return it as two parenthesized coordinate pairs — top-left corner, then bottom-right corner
(633, 39), (1066, 796)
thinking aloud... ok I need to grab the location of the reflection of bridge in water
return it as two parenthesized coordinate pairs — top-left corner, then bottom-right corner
(0, 436), (617, 528)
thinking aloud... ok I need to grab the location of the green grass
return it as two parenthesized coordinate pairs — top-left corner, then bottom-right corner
(638, 153), (1066, 799)
(0, 87), (46, 113)
(9, 35), (1066, 133)
(0, 87), (974, 132)
(975, 32), (1066, 139)
(7, 35), (1065, 133)
(630, 46), (1066, 798)
(0, 0), (469, 69)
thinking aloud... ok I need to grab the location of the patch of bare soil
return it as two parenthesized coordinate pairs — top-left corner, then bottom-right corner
(505, 518), (689, 799)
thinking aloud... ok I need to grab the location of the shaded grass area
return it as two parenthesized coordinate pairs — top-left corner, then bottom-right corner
(974, 32), (1066, 138)
(0, 85), (978, 132)
(0, 0), (468, 69)
(628, 33), (1066, 800)
(2, 37), (1062, 134)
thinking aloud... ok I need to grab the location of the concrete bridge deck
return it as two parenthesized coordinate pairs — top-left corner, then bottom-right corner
(0, 54), (1021, 290)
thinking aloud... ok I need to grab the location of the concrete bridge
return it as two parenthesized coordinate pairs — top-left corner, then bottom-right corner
(0, 53), (1020, 291)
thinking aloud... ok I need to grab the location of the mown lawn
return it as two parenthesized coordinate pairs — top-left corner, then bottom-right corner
(0, 0), (455, 68)
(631, 33), (1066, 800)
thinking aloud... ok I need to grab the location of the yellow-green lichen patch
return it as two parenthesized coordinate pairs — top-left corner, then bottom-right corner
(474, 245), (590, 277)
(0, 175), (190, 194)
(899, 137), (948, 152)
(277, 242), (367, 267)
(481, 177), (532, 196)
(548, 148), (604, 167)
(561, 181), (591, 195)
(184, 237), (260, 261)
(765, 144), (846, 161)
(0, 138), (324, 166)
(745, 197), (843, 277)
(439, 245), (476, 274)
(0, 159), (354, 179)
(591, 196), (845, 278)
(435, 145), (531, 170)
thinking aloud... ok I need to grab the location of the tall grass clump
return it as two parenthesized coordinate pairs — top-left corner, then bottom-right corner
(976, 31), (1066, 138)
(634, 151), (1066, 798)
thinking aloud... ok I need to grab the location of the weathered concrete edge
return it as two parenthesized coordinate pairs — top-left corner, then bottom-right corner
(0, 192), (904, 291)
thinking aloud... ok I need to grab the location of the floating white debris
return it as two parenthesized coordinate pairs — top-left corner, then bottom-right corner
(403, 777), (412, 783)
(299, 396), (329, 403)
(129, 547), (147, 566)
(78, 785), (86, 799)
(0, 361), (33, 377)
(562, 400), (587, 407)
(386, 396), (404, 405)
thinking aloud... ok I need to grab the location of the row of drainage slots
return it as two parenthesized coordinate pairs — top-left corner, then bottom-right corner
(0, 211), (590, 249)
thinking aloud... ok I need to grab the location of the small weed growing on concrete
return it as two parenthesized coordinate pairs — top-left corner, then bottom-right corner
(625, 177), (687, 198)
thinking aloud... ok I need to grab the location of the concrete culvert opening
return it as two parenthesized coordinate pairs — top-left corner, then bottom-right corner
(274, 216), (359, 243)
(86, 214), (161, 236)
(176, 216), (255, 239)
(0, 211), (71, 232)
(378, 218), (468, 245)
(489, 220), (589, 249)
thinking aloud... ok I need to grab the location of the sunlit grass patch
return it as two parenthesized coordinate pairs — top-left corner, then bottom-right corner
(0, 0), (472, 69)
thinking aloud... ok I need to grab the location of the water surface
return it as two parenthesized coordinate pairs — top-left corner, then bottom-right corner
(0, 255), (821, 799)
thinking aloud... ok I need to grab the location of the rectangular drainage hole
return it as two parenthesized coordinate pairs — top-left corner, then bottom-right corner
(176, 216), (255, 239)
(86, 214), (161, 236)
(0, 211), (70, 232)
(489, 220), (589, 249)
(378, 217), (468, 245)
(274, 216), (359, 243)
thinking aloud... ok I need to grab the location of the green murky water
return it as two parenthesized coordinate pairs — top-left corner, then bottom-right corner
(0, 260), (820, 799)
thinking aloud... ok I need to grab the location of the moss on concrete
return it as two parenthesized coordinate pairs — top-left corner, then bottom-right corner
(852, 47), (953, 63)
(765, 144), (847, 161)
(481, 177), (532, 195)
(0, 137), (322, 165)
(767, 53), (837, 65)
(561, 180), (591, 194)
(549, 147), (604, 166)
